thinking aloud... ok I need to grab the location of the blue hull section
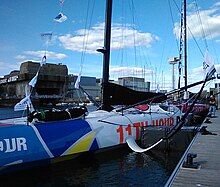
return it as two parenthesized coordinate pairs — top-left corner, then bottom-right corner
(0, 124), (50, 166)
(0, 119), (98, 170)
(34, 119), (92, 157)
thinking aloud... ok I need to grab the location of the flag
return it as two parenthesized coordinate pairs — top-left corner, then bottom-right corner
(156, 83), (160, 93)
(74, 73), (81, 89)
(54, 12), (67, 23)
(203, 50), (216, 80)
(75, 66), (82, 89)
(29, 72), (39, 87)
(40, 32), (52, 47)
(40, 32), (52, 41)
(29, 55), (46, 87)
(14, 95), (34, 112)
(59, 0), (65, 6)
(40, 55), (46, 66)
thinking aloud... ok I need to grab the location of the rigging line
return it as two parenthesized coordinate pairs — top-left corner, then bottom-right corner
(30, 1), (66, 98)
(132, 0), (154, 75)
(141, 46), (151, 71)
(115, 0), (131, 78)
(168, 0), (180, 55)
(187, 27), (204, 57)
(156, 32), (166, 84)
(126, 1), (139, 61)
(131, 0), (154, 76)
(194, 1), (219, 65)
(194, 0), (208, 50)
(169, 0), (182, 52)
(177, 79), (211, 107)
(128, 2), (146, 78)
(129, 0), (137, 69)
(165, 73), (209, 140)
(134, 45), (153, 86)
(75, 0), (95, 104)
(155, 0), (178, 83)
(120, 1), (125, 70)
(50, 0), (66, 42)
(157, 0), (179, 86)
(80, 0), (96, 66)
(76, 89), (84, 104)
(184, 92), (197, 104)
(59, 0), (64, 12)
(116, 76), (215, 112)
(28, 1), (66, 109)
(41, 0), (66, 60)
(141, 45), (154, 73)
(172, 0), (181, 13)
(180, 0), (207, 58)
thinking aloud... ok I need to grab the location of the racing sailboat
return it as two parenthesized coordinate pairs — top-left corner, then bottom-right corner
(0, 0), (214, 174)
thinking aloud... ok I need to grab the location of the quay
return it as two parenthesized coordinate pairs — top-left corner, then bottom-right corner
(166, 110), (220, 186)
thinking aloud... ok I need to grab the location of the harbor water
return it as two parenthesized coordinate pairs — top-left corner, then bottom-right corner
(0, 107), (183, 186)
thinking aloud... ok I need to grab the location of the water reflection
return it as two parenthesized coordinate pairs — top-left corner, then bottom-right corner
(0, 147), (182, 187)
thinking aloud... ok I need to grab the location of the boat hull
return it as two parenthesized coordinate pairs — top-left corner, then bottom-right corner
(0, 108), (181, 174)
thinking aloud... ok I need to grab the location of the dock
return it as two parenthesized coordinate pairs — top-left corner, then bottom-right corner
(166, 110), (220, 187)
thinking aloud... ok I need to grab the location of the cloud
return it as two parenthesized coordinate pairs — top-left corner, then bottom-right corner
(15, 55), (26, 60)
(191, 64), (204, 74)
(23, 50), (67, 60)
(59, 23), (159, 54)
(0, 61), (20, 74)
(174, 3), (220, 39)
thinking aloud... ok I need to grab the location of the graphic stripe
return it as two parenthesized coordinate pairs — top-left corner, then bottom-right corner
(31, 125), (54, 158)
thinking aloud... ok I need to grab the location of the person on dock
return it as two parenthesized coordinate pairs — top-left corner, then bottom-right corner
(208, 95), (216, 117)
(204, 94), (216, 123)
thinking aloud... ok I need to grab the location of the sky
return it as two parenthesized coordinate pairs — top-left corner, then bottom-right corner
(0, 0), (220, 92)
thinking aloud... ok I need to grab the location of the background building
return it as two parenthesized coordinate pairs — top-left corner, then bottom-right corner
(0, 61), (163, 107)
(0, 61), (71, 106)
(66, 75), (101, 103)
(117, 77), (150, 92)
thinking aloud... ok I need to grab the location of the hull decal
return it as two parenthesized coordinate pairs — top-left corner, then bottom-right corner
(34, 119), (91, 157)
(62, 126), (103, 156)
(31, 125), (54, 158)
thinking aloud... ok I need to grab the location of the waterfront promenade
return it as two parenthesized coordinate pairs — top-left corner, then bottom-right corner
(167, 109), (220, 186)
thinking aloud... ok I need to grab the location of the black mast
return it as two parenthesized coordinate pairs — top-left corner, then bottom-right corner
(178, 0), (187, 92)
(184, 0), (187, 91)
(178, 3), (183, 89)
(97, 0), (113, 111)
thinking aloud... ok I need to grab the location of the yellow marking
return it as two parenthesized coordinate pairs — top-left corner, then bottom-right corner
(65, 131), (96, 155)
